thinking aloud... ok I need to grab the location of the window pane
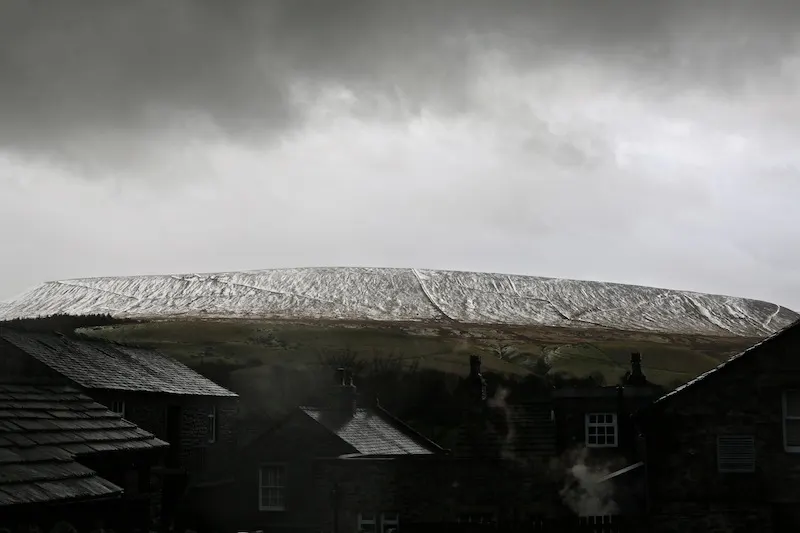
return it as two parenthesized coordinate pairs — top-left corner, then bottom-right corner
(359, 515), (376, 533)
(261, 466), (285, 489)
(787, 392), (800, 418)
(787, 419), (800, 447)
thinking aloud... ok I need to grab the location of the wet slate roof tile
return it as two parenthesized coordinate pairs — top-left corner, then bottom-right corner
(0, 383), (168, 507)
(300, 407), (439, 456)
(0, 330), (237, 397)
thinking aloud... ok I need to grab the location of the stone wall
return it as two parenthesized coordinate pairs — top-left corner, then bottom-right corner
(312, 456), (563, 533)
(90, 390), (239, 483)
(650, 502), (773, 533)
(641, 324), (800, 531)
(553, 386), (659, 466)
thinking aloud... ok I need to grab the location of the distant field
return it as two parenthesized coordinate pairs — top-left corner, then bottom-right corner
(78, 318), (760, 390)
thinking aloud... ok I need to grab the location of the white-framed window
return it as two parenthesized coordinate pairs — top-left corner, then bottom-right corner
(380, 512), (399, 533)
(110, 401), (126, 418)
(207, 405), (217, 444)
(258, 464), (286, 511)
(783, 390), (800, 452)
(578, 516), (615, 526)
(457, 512), (495, 524)
(717, 435), (755, 473)
(358, 513), (377, 533)
(585, 413), (618, 448)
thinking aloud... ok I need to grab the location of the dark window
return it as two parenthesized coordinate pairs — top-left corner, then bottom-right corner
(138, 465), (151, 493)
(207, 405), (217, 444)
(458, 513), (495, 524)
(259, 464), (286, 511)
(110, 400), (126, 418)
(381, 512), (399, 533)
(124, 469), (139, 495)
(783, 390), (800, 451)
(166, 405), (182, 466)
(358, 514), (377, 533)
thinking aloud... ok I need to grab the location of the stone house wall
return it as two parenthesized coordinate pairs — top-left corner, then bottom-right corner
(641, 324), (800, 532)
(553, 386), (659, 468)
(0, 337), (239, 484)
(89, 389), (239, 482)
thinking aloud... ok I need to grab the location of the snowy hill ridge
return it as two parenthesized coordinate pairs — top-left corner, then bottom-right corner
(1, 267), (796, 337)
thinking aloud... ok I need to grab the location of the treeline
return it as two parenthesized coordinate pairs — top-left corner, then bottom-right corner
(0, 313), (139, 334)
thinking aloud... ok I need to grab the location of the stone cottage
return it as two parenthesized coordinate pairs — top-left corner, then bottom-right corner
(634, 318), (800, 532)
(0, 328), (239, 529)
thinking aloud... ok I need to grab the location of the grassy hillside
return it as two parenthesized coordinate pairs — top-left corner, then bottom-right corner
(79, 318), (759, 390)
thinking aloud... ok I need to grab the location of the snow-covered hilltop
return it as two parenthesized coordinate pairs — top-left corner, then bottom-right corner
(1, 267), (796, 337)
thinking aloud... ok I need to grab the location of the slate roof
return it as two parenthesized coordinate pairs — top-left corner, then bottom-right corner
(454, 401), (556, 460)
(0, 329), (237, 397)
(0, 383), (168, 507)
(300, 406), (443, 456)
(644, 318), (800, 412)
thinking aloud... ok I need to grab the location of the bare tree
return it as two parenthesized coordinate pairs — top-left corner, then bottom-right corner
(315, 347), (368, 379)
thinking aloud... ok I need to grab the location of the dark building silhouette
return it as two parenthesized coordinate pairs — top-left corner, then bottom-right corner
(634, 319), (800, 532)
(0, 383), (166, 532)
(0, 328), (239, 529)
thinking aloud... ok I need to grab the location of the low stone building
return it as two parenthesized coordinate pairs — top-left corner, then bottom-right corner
(221, 370), (447, 533)
(634, 318), (800, 532)
(0, 383), (167, 532)
(552, 353), (661, 470)
(0, 328), (239, 529)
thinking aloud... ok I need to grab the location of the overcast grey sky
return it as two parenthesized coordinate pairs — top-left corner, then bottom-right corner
(0, 0), (798, 309)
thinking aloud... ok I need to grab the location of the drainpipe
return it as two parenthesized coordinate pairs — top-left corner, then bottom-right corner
(616, 386), (626, 456)
(332, 482), (340, 533)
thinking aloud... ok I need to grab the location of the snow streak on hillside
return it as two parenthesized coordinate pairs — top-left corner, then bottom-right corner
(1, 267), (796, 337)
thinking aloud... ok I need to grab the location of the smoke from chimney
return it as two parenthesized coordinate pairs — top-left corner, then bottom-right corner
(558, 447), (619, 517)
(487, 386), (519, 463)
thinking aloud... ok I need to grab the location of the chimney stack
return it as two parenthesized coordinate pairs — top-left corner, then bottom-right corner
(626, 352), (647, 386)
(469, 355), (481, 377)
(468, 355), (487, 402)
(337, 369), (358, 415)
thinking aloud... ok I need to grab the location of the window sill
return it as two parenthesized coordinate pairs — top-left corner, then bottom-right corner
(259, 506), (286, 512)
(586, 444), (619, 449)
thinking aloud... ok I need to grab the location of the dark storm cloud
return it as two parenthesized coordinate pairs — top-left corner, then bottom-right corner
(1, 0), (798, 173)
